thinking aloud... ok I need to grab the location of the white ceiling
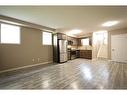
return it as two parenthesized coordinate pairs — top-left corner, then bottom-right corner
(0, 6), (127, 37)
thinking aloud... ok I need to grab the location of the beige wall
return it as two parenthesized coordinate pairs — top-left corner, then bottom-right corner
(0, 26), (53, 71)
(108, 28), (127, 59)
(0, 15), (55, 31)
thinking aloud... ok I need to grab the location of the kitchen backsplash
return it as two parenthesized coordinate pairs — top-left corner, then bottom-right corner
(68, 45), (92, 50)
(78, 45), (92, 50)
(69, 46), (78, 50)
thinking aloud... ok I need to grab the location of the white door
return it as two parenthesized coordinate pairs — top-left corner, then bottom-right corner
(111, 34), (127, 63)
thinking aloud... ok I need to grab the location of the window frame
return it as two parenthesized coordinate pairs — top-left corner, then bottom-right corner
(0, 23), (21, 45)
(81, 38), (90, 46)
(42, 31), (52, 45)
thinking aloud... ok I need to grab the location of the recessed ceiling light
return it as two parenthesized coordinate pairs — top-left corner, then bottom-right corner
(68, 29), (82, 35)
(102, 21), (119, 27)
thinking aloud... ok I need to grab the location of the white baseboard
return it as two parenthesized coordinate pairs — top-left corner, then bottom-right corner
(0, 61), (53, 74)
(108, 60), (127, 63)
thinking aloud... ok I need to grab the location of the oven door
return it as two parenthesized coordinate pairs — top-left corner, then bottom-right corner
(71, 50), (77, 60)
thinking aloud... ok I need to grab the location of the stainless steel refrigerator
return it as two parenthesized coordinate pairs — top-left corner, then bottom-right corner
(59, 40), (68, 62)
(53, 33), (68, 63)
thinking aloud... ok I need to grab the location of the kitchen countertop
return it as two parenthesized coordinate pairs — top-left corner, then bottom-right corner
(68, 49), (92, 51)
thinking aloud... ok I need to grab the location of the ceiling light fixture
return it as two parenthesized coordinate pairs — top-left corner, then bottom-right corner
(68, 29), (82, 35)
(102, 21), (119, 27)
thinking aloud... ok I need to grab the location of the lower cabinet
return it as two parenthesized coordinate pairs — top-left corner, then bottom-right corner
(79, 50), (92, 59)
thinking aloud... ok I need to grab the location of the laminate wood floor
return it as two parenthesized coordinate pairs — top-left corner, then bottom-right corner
(0, 58), (127, 89)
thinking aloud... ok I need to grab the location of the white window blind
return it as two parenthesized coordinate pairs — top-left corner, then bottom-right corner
(0, 23), (20, 44)
(42, 32), (52, 45)
(81, 38), (89, 45)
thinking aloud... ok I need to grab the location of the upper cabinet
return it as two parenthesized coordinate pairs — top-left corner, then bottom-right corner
(77, 38), (82, 46)
(67, 36), (71, 41)
(67, 36), (78, 46)
(57, 33), (78, 46)
(57, 33), (67, 40)
(72, 38), (78, 46)
(55, 33), (93, 46)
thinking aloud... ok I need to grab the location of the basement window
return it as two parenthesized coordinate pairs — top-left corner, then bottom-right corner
(0, 23), (20, 44)
(81, 38), (89, 45)
(42, 32), (52, 45)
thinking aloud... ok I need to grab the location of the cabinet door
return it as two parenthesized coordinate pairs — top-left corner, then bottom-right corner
(57, 33), (62, 39)
(70, 37), (73, 45)
(62, 34), (67, 40)
(79, 50), (92, 59)
(73, 38), (77, 46)
(85, 50), (92, 59)
(71, 38), (77, 46)
(57, 33), (67, 40)
(67, 36), (71, 41)
(80, 51), (84, 58)
(72, 38), (75, 46)
(78, 38), (82, 46)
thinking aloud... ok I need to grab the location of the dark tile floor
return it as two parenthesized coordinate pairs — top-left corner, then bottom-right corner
(0, 58), (127, 89)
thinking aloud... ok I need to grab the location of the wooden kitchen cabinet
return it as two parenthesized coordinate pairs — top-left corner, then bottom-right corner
(80, 50), (84, 57)
(77, 38), (82, 46)
(67, 36), (78, 46)
(72, 38), (78, 46)
(57, 33), (67, 40)
(79, 50), (92, 59)
(67, 36), (71, 41)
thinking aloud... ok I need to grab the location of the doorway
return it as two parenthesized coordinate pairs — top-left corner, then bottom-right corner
(111, 33), (127, 63)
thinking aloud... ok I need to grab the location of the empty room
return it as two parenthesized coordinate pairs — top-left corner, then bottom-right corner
(0, 6), (127, 89)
